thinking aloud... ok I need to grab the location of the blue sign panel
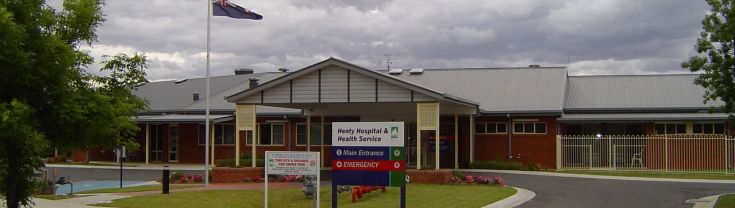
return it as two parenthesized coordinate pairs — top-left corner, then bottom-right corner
(332, 146), (391, 160)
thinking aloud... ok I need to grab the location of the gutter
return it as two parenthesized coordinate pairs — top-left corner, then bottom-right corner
(507, 113), (512, 161)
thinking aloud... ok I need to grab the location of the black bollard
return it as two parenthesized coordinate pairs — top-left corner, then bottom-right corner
(162, 166), (170, 194)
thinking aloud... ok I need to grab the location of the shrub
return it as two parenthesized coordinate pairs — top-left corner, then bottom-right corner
(492, 176), (505, 186)
(170, 171), (184, 181)
(215, 158), (265, 167)
(523, 162), (542, 171)
(468, 160), (523, 170)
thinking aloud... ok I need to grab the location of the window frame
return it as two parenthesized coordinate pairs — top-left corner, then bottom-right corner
(654, 123), (687, 135)
(475, 122), (508, 134)
(249, 123), (285, 146)
(296, 123), (332, 146)
(692, 123), (726, 135)
(512, 122), (547, 134)
(199, 123), (236, 146)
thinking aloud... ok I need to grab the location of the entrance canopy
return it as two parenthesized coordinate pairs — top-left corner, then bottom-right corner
(225, 58), (480, 169)
(225, 57), (479, 115)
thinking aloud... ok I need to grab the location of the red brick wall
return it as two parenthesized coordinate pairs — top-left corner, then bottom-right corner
(474, 116), (558, 169)
(211, 167), (264, 183)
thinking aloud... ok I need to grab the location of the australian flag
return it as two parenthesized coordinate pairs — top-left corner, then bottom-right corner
(212, 0), (263, 20)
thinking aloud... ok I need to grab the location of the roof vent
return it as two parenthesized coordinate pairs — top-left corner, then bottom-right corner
(278, 68), (289, 72)
(408, 68), (424, 74)
(193, 93), (199, 101)
(389, 68), (403, 75)
(248, 77), (259, 89)
(528, 64), (541, 68)
(174, 79), (188, 84)
(235, 68), (254, 75)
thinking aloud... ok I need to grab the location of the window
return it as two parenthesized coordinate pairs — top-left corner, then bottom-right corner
(200, 124), (235, 145)
(255, 123), (284, 145)
(654, 123), (686, 135)
(297, 123), (332, 145)
(513, 122), (546, 134)
(693, 123), (725, 135)
(475, 122), (507, 134)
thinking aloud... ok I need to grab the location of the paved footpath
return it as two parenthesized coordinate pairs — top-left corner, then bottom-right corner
(462, 169), (735, 208)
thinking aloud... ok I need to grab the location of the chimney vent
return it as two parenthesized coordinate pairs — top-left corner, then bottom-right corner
(278, 68), (289, 72)
(248, 77), (259, 89)
(408, 68), (424, 74)
(193, 93), (200, 101)
(235, 68), (254, 75)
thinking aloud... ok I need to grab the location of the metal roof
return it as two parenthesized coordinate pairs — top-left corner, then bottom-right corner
(559, 113), (730, 122)
(565, 74), (722, 111)
(381, 67), (568, 113)
(225, 57), (480, 107)
(136, 114), (234, 123)
(134, 72), (292, 114)
(181, 73), (301, 115)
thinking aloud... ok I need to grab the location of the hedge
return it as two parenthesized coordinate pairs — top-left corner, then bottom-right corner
(468, 160), (524, 170)
(214, 158), (265, 167)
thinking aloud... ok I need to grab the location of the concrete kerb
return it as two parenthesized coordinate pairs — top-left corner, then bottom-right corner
(482, 186), (535, 208)
(45, 164), (206, 171)
(687, 193), (734, 208)
(457, 169), (735, 184)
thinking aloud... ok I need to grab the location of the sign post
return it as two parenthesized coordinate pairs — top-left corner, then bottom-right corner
(331, 122), (406, 208)
(264, 151), (320, 208)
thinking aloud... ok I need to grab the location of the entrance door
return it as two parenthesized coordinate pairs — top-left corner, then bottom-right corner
(149, 125), (163, 162)
(169, 126), (179, 162)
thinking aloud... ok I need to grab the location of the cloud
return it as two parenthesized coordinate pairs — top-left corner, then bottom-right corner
(79, 0), (710, 81)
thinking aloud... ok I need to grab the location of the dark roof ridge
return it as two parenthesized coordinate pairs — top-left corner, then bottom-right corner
(375, 66), (567, 71)
(569, 73), (698, 78)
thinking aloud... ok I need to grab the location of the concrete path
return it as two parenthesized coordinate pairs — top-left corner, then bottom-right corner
(462, 169), (735, 208)
(31, 194), (129, 208)
(483, 186), (536, 208)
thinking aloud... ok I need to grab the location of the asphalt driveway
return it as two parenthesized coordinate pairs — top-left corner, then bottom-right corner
(471, 171), (735, 208)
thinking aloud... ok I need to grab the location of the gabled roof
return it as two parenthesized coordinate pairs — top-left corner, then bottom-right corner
(381, 67), (568, 114)
(564, 74), (722, 112)
(225, 57), (480, 107)
(134, 75), (254, 112)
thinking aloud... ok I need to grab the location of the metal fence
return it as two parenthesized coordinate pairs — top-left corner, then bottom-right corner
(557, 135), (735, 174)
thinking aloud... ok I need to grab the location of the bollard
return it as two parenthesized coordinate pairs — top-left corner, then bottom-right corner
(162, 166), (170, 194)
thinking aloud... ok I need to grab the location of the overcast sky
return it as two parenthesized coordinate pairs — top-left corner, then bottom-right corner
(75, 0), (709, 81)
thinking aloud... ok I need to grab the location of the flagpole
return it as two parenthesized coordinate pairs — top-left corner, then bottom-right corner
(204, 0), (211, 187)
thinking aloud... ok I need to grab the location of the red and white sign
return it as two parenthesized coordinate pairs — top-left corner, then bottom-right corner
(331, 160), (404, 171)
(265, 151), (319, 175)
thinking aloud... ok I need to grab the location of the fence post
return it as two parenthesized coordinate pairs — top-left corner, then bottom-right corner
(664, 136), (668, 172)
(607, 136), (612, 169)
(723, 135), (727, 174)
(556, 135), (562, 171)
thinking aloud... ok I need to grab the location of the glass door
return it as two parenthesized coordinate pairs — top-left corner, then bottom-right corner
(169, 126), (179, 162)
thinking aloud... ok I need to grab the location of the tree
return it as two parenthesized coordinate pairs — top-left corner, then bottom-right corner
(0, 1), (148, 207)
(682, 0), (735, 114)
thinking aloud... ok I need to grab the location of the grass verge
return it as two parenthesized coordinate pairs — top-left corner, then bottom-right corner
(551, 170), (735, 180)
(716, 194), (735, 208)
(77, 184), (201, 194)
(93, 184), (515, 208)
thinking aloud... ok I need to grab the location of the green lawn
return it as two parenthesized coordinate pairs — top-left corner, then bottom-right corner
(716, 194), (735, 208)
(551, 170), (735, 180)
(78, 184), (201, 194)
(94, 184), (515, 208)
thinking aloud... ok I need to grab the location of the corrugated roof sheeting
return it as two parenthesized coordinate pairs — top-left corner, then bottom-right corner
(134, 72), (288, 112)
(559, 113), (730, 121)
(385, 67), (568, 113)
(565, 74), (722, 110)
(136, 114), (233, 123)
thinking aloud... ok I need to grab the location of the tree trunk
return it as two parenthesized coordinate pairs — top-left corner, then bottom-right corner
(5, 155), (20, 208)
